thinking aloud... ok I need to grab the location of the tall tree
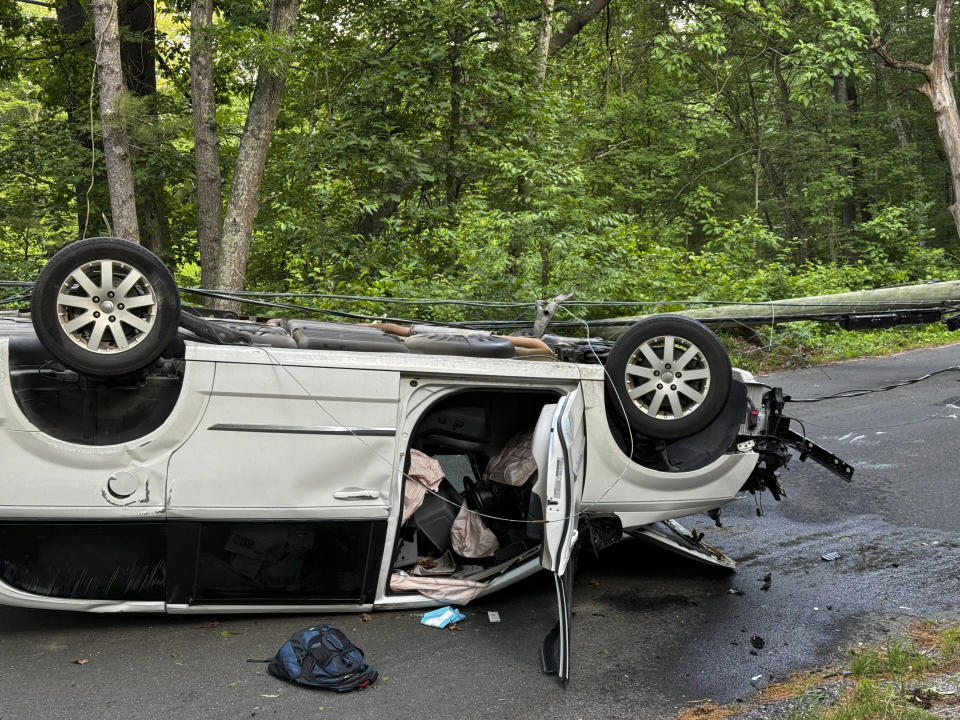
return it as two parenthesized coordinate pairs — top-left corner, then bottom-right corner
(90, 0), (140, 242)
(190, 0), (222, 291)
(119, 0), (170, 256)
(190, 0), (301, 306)
(871, 0), (960, 240)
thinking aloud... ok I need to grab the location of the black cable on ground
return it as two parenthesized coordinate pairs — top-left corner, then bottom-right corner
(787, 365), (960, 402)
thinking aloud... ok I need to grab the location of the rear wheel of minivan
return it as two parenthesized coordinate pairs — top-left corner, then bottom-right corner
(31, 237), (181, 376)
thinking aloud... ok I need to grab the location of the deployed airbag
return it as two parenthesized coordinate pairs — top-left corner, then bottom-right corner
(402, 450), (445, 524)
(450, 502), (499, 558)
(485, 430), (537, 487)
(389, 571), (486, 605)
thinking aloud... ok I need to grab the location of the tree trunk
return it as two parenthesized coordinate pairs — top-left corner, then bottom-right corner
(356, 176), (417, 241)
(91, 0), (140, 243)
(927, 15), (960, 236)
(118, 0), (156, 95)
(535, 0), (555, 80)
(119, 0), (170, 257)
(190, 0), (223, 291)
(531, 0), (554, 289)
(769, 50), (807, 249)
(771, 51), (795, 159)
(54, 0), (106, 239)
(547, 0), (612, 56)
(833, 75), (857, 231)
(445, 25), (464, 206)
(871, 0), (960, 240)
(725, 77), (805, 250)
(139, 183), (170, 257)
(880, 71), (910, 149)
(213, 0), (300, 301)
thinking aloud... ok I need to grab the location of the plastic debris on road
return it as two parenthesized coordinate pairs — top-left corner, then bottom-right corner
(487, 611), (501, 623)
(421, 606), (466, 629)
(821, 551), (841, 561)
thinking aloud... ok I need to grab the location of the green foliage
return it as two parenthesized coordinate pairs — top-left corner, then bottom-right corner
(940, 626), (960, 661)
(828, 680), (939, 720)
(2, 0), (960, 361)
(851, 642), (935, 679)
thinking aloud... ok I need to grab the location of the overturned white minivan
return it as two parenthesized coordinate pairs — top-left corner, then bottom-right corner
(0, 238), (852, 683)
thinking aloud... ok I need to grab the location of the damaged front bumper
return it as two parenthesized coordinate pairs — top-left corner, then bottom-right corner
(740, 386), (854, 500)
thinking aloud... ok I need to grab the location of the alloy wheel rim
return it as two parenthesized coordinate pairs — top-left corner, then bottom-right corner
(623, 334), (712, 420)
(55, 259), (158, 354)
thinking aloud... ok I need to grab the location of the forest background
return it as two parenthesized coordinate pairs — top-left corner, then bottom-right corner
(3, 0), (960, 370)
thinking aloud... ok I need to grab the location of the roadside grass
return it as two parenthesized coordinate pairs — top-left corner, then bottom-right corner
(723, 323), (960, 374)
(678, 622), (960, 720)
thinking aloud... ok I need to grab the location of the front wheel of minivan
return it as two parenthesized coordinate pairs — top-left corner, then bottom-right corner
(605, 315), (731, 440)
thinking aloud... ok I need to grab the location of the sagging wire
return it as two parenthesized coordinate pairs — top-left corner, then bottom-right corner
(769, 303), (776, 351)
(778, 366), (960, 436)
(782, 404), (960, 433)
(181, 288), (473, 327)
(787, 365), (960, 402)
(0, 294), (30, 306)
(784, 413), (808, 438)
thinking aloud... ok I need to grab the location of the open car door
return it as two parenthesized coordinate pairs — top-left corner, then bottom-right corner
(532, 386), (586, 686)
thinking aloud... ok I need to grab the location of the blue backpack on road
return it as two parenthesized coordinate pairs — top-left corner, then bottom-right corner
(268, 625), (378, 692)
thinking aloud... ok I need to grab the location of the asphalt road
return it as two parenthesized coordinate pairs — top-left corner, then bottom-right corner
(3, 343), (960, 720)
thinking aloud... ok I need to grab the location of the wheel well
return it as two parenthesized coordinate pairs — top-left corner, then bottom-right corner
(7, 329), (184, 445)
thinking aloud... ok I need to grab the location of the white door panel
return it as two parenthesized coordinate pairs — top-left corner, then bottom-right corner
(536, 388), (585, 574)
(533, 386), (586, 684)
(0, 338), (213, 518)
(167, 362), (399, 518)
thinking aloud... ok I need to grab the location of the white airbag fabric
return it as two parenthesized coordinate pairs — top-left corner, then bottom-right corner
(390, 571), (486, 605)
(402, 450), (445, 524)
(450, 501), (499, 558)
(484, 430), (536, 487)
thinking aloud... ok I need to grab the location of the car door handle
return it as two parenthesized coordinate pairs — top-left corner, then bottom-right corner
(333, 488), (381, 501)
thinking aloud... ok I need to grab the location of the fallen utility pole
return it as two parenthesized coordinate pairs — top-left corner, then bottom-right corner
(592, 280), (960, 338)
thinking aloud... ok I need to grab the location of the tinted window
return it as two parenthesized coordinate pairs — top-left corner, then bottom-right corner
(171, 521), (385, 605)
(0, 522), (165, 600)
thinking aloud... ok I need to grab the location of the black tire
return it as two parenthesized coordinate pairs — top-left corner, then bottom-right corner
(31, 237), (180, 376)
(605, 315), (731, 440)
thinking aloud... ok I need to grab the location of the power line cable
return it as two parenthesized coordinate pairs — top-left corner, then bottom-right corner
(787, 366), (960, 402)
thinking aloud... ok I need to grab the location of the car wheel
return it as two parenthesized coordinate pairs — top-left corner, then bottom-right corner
(31, 237), (181, 376)
(605, 315), (731, 440)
